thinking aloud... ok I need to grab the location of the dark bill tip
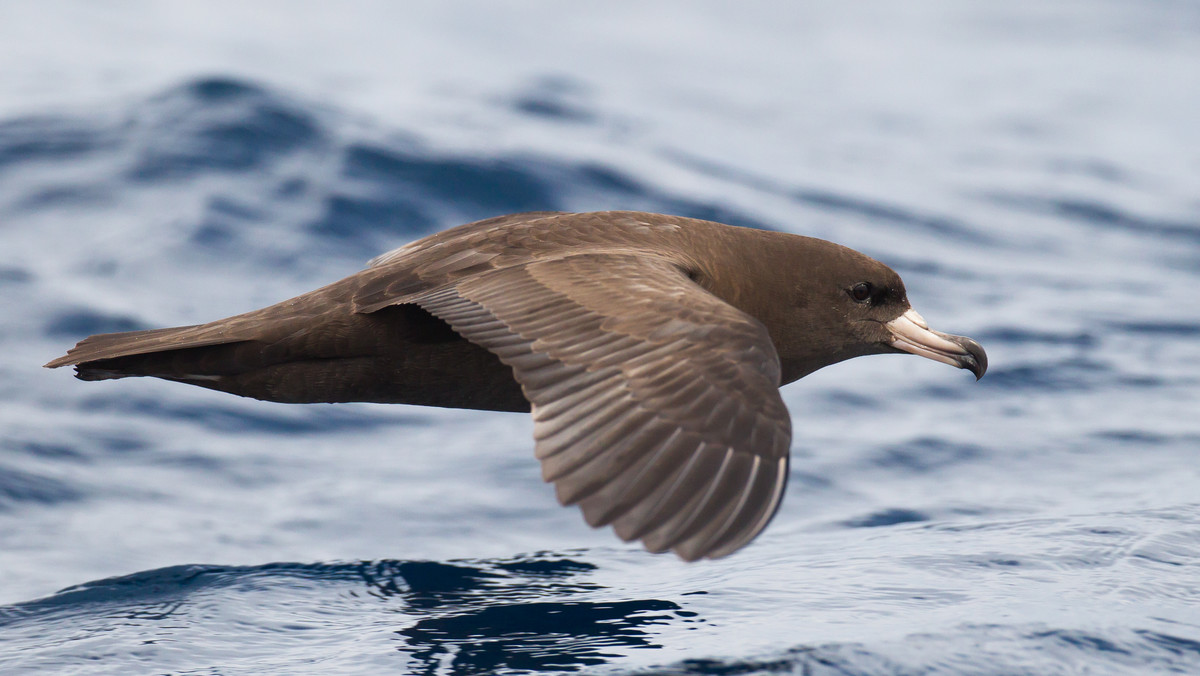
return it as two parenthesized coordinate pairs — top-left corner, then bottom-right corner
(945, 334), (988, 380)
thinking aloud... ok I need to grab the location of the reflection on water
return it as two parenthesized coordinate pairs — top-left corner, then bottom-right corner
(0, 554), (693, 675)
(365, 558), (684, 673)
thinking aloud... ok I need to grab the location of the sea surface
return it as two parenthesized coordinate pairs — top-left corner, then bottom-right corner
(1, 1), (1198, 674)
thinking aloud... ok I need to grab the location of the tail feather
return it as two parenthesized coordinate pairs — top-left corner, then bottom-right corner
(42, 301), (532, 410)
(44, 324), (241, 370)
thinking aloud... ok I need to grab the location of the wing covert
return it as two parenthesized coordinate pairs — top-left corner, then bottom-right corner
(413, 253), (792, 560)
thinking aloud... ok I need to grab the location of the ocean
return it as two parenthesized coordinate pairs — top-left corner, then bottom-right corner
(1, 1), (1198, 673)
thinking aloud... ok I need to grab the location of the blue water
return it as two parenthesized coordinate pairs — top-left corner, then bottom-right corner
(2, 1), (1199, 674)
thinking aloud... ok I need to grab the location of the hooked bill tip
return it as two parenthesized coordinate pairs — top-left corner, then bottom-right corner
(949, 334), (988, 380)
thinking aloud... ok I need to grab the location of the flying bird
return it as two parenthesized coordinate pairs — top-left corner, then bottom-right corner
(46, 211), (987, 561)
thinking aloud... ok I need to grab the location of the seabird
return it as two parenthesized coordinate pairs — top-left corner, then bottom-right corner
(46, 211), (987, 560)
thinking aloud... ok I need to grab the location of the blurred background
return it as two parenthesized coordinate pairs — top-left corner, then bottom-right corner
(1, 1), (1198, 674)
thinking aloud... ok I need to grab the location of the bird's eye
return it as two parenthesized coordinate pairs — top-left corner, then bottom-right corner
(850, 282), (873, 303)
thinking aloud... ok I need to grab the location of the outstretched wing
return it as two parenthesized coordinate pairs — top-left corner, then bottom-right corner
(397, 253), (792, 561)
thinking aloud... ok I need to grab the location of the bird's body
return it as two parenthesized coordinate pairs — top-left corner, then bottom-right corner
(47, 211), (986, 561)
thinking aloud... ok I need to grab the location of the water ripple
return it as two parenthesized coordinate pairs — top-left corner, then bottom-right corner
(0, 554), (690, 675)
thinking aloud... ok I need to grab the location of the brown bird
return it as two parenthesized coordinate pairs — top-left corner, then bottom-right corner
(46, 211), (987, 561)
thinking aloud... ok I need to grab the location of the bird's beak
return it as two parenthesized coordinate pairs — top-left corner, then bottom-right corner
(885, 308), (987, 380)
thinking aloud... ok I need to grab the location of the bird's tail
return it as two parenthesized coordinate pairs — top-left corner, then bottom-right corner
(44, 323), (258, 381)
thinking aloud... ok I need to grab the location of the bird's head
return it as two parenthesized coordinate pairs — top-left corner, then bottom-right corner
(745, 236), (987, 384)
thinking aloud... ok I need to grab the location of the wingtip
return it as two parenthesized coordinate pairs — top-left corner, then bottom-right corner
(670, 545), (708, 563)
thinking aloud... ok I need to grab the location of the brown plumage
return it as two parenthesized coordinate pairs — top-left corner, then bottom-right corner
(46, 211), (987, 561)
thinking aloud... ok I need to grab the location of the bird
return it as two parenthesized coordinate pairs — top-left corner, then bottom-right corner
(46, 211), (987, 561)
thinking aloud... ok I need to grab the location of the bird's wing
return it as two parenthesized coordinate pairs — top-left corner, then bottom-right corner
(407, 253), (792, 561)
